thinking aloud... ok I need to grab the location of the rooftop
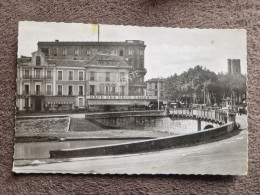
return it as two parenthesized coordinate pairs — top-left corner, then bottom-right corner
(38, 40), (146, 47)
(86, 54), (129, 67)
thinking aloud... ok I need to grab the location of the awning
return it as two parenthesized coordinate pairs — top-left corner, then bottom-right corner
(45, 96), (75, 104)
(88, 99), (151, 106)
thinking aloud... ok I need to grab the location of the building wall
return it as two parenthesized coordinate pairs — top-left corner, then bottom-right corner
(38, 40), (146, 96)
(146, 79), (166, 100)
(86, 67), (129, 96)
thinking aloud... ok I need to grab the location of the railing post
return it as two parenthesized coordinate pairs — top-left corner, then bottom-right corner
(197, 118), (201, 131)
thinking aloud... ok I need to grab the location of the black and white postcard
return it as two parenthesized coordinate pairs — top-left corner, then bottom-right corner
(13, 21), (247, 175)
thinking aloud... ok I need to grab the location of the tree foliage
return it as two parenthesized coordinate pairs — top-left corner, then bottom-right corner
(164, 65), (246, 105)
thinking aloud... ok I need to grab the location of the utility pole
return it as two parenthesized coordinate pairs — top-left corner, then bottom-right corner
(204, 82), (206, 105)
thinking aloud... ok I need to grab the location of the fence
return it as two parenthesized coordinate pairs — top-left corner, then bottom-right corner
(171, 108), (227, 123)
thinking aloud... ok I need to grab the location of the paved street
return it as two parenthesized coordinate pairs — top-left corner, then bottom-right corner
(13, 115), (247, 175)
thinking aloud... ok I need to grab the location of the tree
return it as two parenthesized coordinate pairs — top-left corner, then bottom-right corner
(165, 65), (218, 103)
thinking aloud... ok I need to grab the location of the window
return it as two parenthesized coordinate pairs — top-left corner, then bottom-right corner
(74, 48), (79, 56)
(119, 50), (124, 56)
(79, 86), (83, 95)
(36, 85), (40, 95)
(105, 85), (109, 95)
(79, 98), (84, 107)
(155, 84), (158, 89)
(47, 70), (52, 79)
(120, 86), (125, 96)
(62, 49), (66, 56)
(46, 85), (52, 95)
(90, 71), (95, 81)
(24, 85), (29, 95)
(86, 50), (90, 55)
(68, 71), (73, 80)
(111, 85), (115, 94)
(36, 69), (41, 79)
(128, 50), (133, 55)
(36, 56), (41, 66)
(54, 48), (58, 56)
(68, 86), (73, 95)
(58, 71), (62, 80)
(25, 98), (29, 108)
(90, 85), (95, 95)
(140, 50), (144, 56)
(100, 84), (104, 95)
(79, 71), (84, 81)
(24, 70), (30, 79)
(105, 72), (110, 81)
(58, 85), (62, 95)
(41, 48), (49, 56)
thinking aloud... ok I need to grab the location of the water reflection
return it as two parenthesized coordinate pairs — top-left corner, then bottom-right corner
(14, 140), (138, 159)
(14, 118), (218, 160)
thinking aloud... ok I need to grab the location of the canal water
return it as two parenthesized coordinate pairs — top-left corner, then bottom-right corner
(14, 118), (218, 160)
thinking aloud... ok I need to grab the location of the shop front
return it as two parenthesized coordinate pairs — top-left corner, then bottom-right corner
(44, 96), (76, 112)
(86, 95), (157, 112)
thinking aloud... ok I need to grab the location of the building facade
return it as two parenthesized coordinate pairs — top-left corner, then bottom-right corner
(146, 78), (166, 102)
(38, 40), (147, 96)
(16, 40), (156, 112)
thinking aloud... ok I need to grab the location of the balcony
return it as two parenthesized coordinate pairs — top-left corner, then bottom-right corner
(22, 91), (30, 96)
(45, 76), (53, 80)
(30, 91), (45, 96)
(22, 75), (52, 80)
(46, 91), (53, 95)
(95, 92), (120, 96)
(22, 91), (47, 96)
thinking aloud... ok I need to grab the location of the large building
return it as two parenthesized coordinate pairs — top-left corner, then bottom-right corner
(38, 40), (147, 96)
(16, 40), (157, 112)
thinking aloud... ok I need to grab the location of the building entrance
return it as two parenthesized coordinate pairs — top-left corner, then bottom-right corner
(35, 98), (42, 111)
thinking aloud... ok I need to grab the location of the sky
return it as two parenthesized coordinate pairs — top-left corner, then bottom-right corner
(18, 21), (247, 80)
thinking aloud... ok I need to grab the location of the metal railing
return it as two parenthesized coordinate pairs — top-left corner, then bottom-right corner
(30, 91), (45, 96)
(170, 108), (227, 123)
(22, 91), (53, 96)
(22, 75), (53, 80)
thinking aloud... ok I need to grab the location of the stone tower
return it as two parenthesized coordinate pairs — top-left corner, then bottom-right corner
(228, 59), (241, 75)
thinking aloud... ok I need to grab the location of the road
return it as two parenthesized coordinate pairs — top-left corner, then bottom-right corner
(13, 115), (247, 175)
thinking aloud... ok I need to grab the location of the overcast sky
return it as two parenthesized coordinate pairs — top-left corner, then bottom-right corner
(18, 21), (247, 80)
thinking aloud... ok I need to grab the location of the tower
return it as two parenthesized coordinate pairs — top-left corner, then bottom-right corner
(227, 59), (241, 75)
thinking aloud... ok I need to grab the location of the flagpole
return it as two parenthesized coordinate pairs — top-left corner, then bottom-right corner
(98, 24), (100, 42)
(158, 75), (160, 111)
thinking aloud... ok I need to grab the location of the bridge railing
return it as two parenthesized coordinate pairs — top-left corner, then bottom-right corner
(170, 108), (227, 123)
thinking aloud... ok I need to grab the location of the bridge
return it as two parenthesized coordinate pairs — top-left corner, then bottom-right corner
(169, 108), (232, 130)
(84, 108), (232, 131)
(49, 109), (237, 159)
